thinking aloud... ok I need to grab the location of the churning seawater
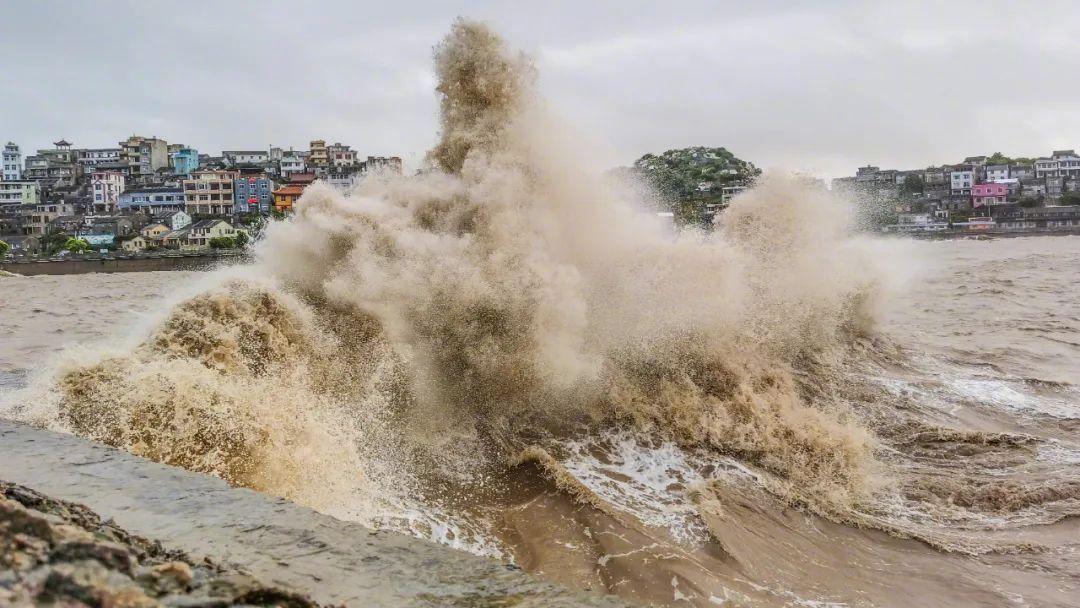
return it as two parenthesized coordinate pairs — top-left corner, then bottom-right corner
(2, 21), (1079, 608)
(1, 236), (1077, 607)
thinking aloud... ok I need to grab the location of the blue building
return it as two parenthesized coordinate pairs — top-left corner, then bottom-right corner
(171, 147), (199, 176)
(118, 186), (186, 213)
(234, 174), (273, 213)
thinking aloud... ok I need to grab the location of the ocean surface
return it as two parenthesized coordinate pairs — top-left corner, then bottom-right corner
(1, 235), (1077, 607)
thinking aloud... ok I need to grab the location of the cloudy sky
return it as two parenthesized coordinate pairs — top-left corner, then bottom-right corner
(2, 1), (1079, 178)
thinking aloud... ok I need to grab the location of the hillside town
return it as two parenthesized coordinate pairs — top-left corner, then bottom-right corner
(0, 137), (401, 256)
(832, 150), (1080, 233)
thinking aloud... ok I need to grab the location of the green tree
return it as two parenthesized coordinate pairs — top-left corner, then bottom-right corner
(63, 238), (91, 253)
(209, 236), (236, 249)
(1017, 197), (1041, 208)
(900, 174), (925, 195)
(1060, 192), (1080, 206)
(234, 231), (249, 248)
(0, 240), (9, 257)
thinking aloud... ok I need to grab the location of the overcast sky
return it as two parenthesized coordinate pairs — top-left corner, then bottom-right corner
(3, 1), (1079, 178)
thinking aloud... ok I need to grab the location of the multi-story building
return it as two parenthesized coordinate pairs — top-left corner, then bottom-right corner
(985, 165), (1010, 182)
(90, 171), (125, 213)
(25, 201), (76, 235)
(118, 186), (186, 213)
(233, 174), (273, 213)
(170, 147), (199, 175)
(187, 219), (244, 248)
(2, 142), (22, 180)
(0, 181), (39, 206)
(23, 140), (81, 188)
(308, 140), (328, 167)
(950, 167), (975, 195)
(360, 155), (403, 174)
(972, 182), (1008, 208)
(327, 142), (357, 167)
(150, 209), (191, 231)
(78, 148), (123, 171)
(183, 170), (237, 216)
(223, 150), (270, 166)
(119, 135), (169, 182)
(1034, 150), (1080, 179)
(272, 184), (305, 213)
(280, 152), (306, 176)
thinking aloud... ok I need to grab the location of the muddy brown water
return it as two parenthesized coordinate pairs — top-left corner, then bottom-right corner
(1, 236), (1078, 607)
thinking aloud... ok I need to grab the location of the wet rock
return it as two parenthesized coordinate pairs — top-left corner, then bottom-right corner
(0, 482), (321, 607)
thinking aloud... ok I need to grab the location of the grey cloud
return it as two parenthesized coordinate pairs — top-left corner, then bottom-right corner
(2, 1), (1078, 178)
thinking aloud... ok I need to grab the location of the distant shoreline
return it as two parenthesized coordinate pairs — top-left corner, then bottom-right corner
(0, 250), (249, 275)
(882, 227), (1080, 240)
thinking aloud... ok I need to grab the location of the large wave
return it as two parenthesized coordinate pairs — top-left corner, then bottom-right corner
(20, 18), (1064, 606)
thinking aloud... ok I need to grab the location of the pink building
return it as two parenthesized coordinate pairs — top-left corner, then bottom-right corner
(972, 182), (1008, 207)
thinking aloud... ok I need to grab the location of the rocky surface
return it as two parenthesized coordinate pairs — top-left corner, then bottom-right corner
(0, 420), (629, 607)
(1, 481), (321, 607)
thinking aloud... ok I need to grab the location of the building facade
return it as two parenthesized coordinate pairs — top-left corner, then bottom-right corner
(78, 148), (123, 171)
(223, 150), (270, 166)
(2, 142), (21, 180)
(972, 182), (1008, 207)
(171, 147), (200, 175)
(280, 152), (306, 176)
(118, 186), (186, 213)
(233, 174), (273, 213)
(950, 168), (975, 195)
(90, 171), (125, 213)
(308, 140), (328, 167)
(183, 170), (237, 216)
(363, 156), (403, 174)
(120, 136), (169, 182)
(272, 184), (305, 213)
(0, 181), (39, 206)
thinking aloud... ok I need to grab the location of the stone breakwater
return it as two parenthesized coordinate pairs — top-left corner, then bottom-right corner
(1, 482), (321, 607)
(0, 420), (628, 607)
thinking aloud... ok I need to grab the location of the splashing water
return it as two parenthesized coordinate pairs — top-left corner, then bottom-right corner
(4, 19), (1079, 608)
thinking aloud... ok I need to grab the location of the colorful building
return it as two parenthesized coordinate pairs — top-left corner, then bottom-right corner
(272, 184), (305, 213)
(91, 171), (126, 213)
(973, 182), (1008, 207)
(234, 174), (273, 213)
(171, 147), (200, 175)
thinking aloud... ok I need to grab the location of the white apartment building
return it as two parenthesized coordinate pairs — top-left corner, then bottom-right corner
(79, 148), (123, 170)
(280, 153), (306, 176)
(223, 150), (270, 166)
(1034, 150), (1080, 179)
(950, 169), (975, 194)
(985, 165), (1010, 182)
(91, 171), (126, 213)
(2, 142), (21, 180)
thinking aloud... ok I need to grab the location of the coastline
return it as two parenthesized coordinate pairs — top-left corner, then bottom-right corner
(0, 250), (250, 275)
(0, 419), (628, 607)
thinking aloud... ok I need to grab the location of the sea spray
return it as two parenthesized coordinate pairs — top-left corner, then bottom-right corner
(11, 18), (901, 589)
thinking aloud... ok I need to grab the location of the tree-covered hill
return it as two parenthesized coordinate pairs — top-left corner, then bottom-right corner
(619, 146), (760, 225)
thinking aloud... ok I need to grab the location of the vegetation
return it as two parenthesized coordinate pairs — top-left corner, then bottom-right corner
(985, 152), (1035, 166)
(209, 232), (248, 249)
(0, 240), (9, 257)
(624, 146), (760, 226)
(63, 238), (92, 254)
(1060, 192), (1080, 206)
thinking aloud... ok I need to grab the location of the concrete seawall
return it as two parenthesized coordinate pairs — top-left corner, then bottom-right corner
(0, 420), (628, 607)
(0, 252), (249, 275)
